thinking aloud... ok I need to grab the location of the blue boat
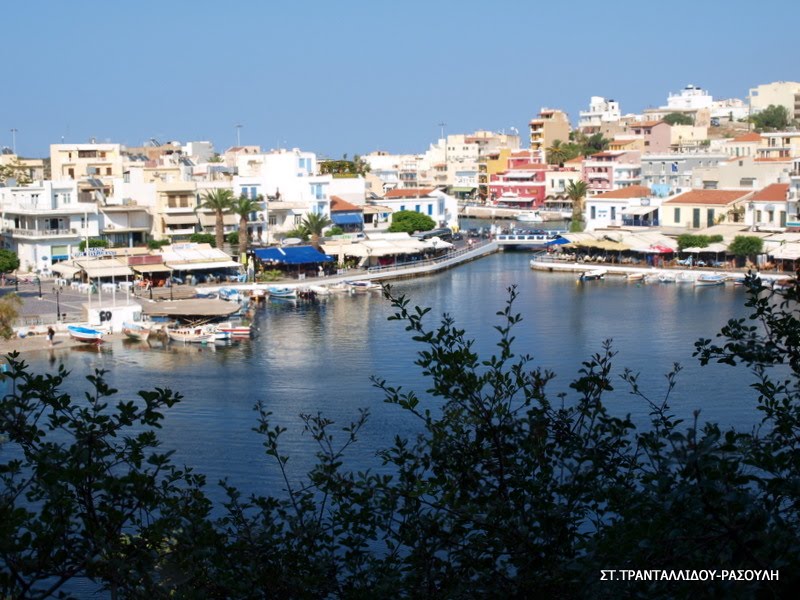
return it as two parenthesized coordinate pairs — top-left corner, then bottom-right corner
(67, 325), (104, 344)
(267, 286), (297, 299)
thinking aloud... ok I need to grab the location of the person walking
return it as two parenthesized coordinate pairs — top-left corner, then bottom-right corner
(46, 326), (55, 347)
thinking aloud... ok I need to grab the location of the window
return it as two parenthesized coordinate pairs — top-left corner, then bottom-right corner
(590, 206), (596, 219)
(756, 210), (762, 223)
(106, 167), (111, 175)
(611, 206), (616, 221)
(427, 204), (433, 215)
(415, 205), (421, 213)
(268, 215), (277, 226)
(400, 205), (405, 211)
(707, 209), (715, 227)
(693, 208), (700, 228)
(294, 215), (302, 225)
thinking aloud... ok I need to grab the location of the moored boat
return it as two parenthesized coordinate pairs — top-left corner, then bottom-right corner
(214, 321), (253, 338)
(578, 269), (607, 282)
(695, 273), (726, 287)
(67, 325), (104, 344)
(267, 286), (298, 299)
(516, 211), (543, 223)
(122, 321), (151, 341)
(626, 273), (645, 282)
(345, 280), (382, 292)
(658, 272), (677, 283)
(167, 326), (216, 343)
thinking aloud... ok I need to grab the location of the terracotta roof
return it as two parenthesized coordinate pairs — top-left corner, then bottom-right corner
(384, 188), (436, 199)
(593, 185), (651, 199)
(755, 157), (793, 162)
(732, 132), (762, 143)
(610, 139), (636, 146)
(752, 183), (789, 202)
(511, 151), (535, 158)
(628, 121), (664, 129)
(590, 151), (624, 158)
(565, 156), (584, 164)
(663, 189), (751, 206)
(330, 196), (362, 212)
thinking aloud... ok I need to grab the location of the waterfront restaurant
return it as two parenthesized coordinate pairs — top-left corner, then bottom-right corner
(252, 245), (335, 278)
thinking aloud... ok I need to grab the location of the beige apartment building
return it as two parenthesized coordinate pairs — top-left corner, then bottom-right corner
(748, 81), (800, 121)
(50, 143), (125, 181)
(529, 109), (570, 163)
(660, 189), (753, 230)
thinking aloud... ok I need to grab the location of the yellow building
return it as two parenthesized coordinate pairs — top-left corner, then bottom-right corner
(661, 189), (753, 230)
(529, 109), (570, 163)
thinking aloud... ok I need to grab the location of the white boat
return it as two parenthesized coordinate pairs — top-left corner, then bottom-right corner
(267, 286), (297, 299)
(626, 273), (645, 282)
(307, 285), (332, 296)
(695, 273), (726, 287)
(214, 321), (253, 338)
(218, 287), (243, 302)
(516, 211), (544, 223)
(345, 280), (382, 292)
(578, 269), (607, 282)
(167, 326), (216, 344)
(67, 325), (104, 344)
(658, 272), (677, 283)
(122, 321), (151, 342)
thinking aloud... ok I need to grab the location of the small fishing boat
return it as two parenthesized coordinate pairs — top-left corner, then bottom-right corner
(167, 326), (216, 344)
(121, 321), (151, 342)
(695, 273), (726, 287)
(267, 286), (298, 299)
(214, 321), (253, 338)
(626, 273), (645, 282)
(578, 269), (607, 282)
(67, 325), (104, 344)
(345, 280), (382, 292)
(218, 287), (243, 302)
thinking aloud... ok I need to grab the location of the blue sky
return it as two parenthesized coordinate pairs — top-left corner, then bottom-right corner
(1, 0), (795, 159)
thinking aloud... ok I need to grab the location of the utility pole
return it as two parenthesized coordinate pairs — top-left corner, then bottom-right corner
(438, 122), (446, 142)
(10, 128), (17, 154)
(235, 124), (242, 147)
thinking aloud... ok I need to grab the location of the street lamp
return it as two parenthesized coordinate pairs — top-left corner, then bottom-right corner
(54, 286), (61, 321)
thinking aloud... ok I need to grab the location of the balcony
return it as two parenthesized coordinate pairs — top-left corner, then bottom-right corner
(3, 227), (78, 238)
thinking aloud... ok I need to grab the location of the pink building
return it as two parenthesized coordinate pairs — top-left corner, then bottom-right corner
(626, 121), (671, 153)
(582, 151), (641, 196)
(489, 153), (547, 208)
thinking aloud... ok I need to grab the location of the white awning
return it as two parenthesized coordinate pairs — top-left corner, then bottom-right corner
(166, 260), (241, 271)
(163, 214), (198, 225)
(770, 243), (800, 260)
(51, 262), (81, 277)
(82, 265), (135, 278)
(131, 264), (171, 274)
(621, 206), (658, 216)
(198, 212), (238, 227)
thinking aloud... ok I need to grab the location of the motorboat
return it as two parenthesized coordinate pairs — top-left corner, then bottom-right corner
(267, 286), (298, 299)
(67, 325), (104, 344)
(345, 280), (382, 293)
(167, 326), (216, 344)
(121, 321), (151, 342)
(626, 273), (645, 282)
(578, 269), (607, 282)
(214, 321), (253, 338)
(218, 287), (243, 302)
(695, 273), (726, 287)
(516, 211), (544, 223)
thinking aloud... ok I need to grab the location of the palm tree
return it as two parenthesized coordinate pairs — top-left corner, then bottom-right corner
(546, 140), (567, 165)
(566, 180), (589, 232)
(198, 189), (234, 249)
(230, 194), (263, 251)
(301, 212), (332, 248)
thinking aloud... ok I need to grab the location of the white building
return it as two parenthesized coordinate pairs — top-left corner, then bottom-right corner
(0, 180), (101, 273)
(578, 96), (621, 129)
(666, 84), (713, 111)
(380, 188), (458, 229)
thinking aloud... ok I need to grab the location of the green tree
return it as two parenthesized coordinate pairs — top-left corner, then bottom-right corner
(387, 210), (436, 233)
(750, 104), (792, 131)
(147, 239), (170, 250)
(300, 212), (333, 248)
(0, 293), (22, 339)
(676, 233), (724, 251)
(189, 232), (216, 246)
(728, 235), (764, 265)
(0, 157), (33, 186)
(0, 249), (21, 275)
(198, 189), (234, 250)
(566, 180), (588, 232)
(78, 238), (109, 252)
(663, 112), (694, 126)
(545, 139), (568, 165)
(582, 132), (609, 155)
(230, 194), (263, 251)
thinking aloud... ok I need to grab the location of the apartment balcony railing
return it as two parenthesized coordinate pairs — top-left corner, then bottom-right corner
(3, 227), (78, 237)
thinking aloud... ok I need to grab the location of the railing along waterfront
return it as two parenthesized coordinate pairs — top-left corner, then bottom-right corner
(365, 239), (498, 278)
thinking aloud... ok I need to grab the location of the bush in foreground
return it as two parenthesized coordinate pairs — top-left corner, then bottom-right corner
(1, 276), (798, 598)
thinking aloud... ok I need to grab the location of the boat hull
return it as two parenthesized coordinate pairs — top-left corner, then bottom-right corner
(67, 326), (103, 344)
(167, 327), (216, 343)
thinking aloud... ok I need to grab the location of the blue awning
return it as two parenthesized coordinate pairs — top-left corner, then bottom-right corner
(331, 213), (364, 226)
(253, 246), (334, 264)
(545, 236), (570, 246)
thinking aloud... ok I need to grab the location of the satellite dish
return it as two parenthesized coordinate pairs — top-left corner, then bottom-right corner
(282, 237), (302, 246)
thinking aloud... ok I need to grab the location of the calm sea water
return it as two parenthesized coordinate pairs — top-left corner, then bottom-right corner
(17, 251), (760, 498)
